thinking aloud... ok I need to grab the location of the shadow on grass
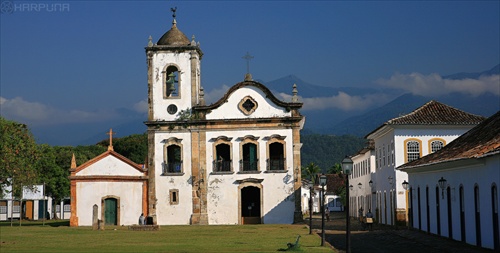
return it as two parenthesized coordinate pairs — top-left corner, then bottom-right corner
(0, 220), (69, 227)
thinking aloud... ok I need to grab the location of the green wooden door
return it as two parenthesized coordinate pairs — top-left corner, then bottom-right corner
(104, 198), (117, 225)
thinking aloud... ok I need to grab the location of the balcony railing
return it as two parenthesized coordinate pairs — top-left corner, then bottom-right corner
(213, 160), (232, 172)
(163, 162), (183, 174)
(240, 159), (258, 172)
(267, 158), (286, 171)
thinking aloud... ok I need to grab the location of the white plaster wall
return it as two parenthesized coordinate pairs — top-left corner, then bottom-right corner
(408, 155), (500, 250)
(154, 132), (194, 225)
(351, 150), (375, 215)
(76, 181), (143, 226)
(205, 128), (296, 224)
(371, 125), (476, 224)
(206, 87), (291, 120)
(393, 126), (474, 167)
(76, 156), (143, 176)
(151, 51), (199, 121)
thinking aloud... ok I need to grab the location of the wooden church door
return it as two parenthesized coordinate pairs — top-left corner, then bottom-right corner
(104, 198), (117, 225)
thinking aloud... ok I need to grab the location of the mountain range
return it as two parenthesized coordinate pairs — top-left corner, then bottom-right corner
(30, 64), (499, 146)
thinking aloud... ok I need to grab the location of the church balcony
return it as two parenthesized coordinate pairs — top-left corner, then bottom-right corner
(213, 160), (232, 172)
(266, 158), (286, 171)
(239, 160), (259, 172)
(162, 162), (183, 174)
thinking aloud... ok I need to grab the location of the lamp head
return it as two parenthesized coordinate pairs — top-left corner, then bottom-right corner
(341, 156), (353, 175)
(319, 174), (327, 186)
(402, 180), (409, 190)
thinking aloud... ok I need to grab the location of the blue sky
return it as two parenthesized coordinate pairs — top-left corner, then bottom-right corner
(1, 1), (499, 138)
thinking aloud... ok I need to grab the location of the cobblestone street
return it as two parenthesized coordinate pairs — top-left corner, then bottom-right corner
(307, 212), (495, 253)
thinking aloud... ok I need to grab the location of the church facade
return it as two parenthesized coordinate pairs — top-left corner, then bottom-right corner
(69, 12), (304, 226)
(144, 14), (304, 225)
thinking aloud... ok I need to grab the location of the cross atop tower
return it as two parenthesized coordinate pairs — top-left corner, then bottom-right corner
(106, 128), (115, 151)
(242, 52), (254, 74)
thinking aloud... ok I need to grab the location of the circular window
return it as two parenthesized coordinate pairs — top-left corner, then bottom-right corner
(167, 104), (178, 115)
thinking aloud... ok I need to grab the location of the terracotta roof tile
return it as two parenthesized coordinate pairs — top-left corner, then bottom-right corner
(388, 100), (485, 125)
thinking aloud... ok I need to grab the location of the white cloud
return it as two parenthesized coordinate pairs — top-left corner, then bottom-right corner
(133, 99), (148, 113)
(377, 73), (500, 97)
(0, 96), (123, 126)
(277, 92), (391, 111)
(204, 84), (231, 104)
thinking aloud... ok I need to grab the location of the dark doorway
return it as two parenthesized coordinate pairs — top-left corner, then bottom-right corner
(38, 200), (48, 220)
(492, 185), (499, 250)
(447, 187), (452, 239)
(241, 186), (261, 224)
(426, 187), (430, 233)
(104, 198), (117, 225)
(460, 186), (466, 242)
(436, 187), (441, 236)
(475, 186), (481, 247)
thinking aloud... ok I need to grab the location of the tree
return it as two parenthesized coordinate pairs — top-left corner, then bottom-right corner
(0, 117), (39, 198)
(37, 145), (69, 205)
(327, 163), (342, 174)
(302, 162), (321, 185)
(97, 133), (148, 164)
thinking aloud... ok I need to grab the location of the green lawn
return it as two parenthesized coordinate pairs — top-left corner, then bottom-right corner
(0, 220), (333, 252)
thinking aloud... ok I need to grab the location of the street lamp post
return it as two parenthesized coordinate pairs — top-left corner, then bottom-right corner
(309, 181), (313, 235)
(342, 156), (353, 253)
(402, 180), (409, 229)
(319, 174), (327, 246)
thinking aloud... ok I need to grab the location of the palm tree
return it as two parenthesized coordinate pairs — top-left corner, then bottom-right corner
(327, 163), (342, 174)
(302, 162), (321, 185)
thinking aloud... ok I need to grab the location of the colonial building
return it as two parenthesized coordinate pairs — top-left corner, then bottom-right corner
(348, 140), (376, 218)
(361, 100), (485, 226)
(144, 12), (304, 225)
(69, 11), (304, 226)
(399, 110), (500, 250)
(69, 139), (148, 226)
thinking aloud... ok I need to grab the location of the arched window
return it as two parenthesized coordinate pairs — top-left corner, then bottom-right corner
(240, 136), (259, 172)
(404, 139), (422, 163)
(268, 141), (285, 171)
(215, 143), (231, 172)
(164, 65), (180, 98)
(429, 138), (446, 153)
(162, 137), (183, 175)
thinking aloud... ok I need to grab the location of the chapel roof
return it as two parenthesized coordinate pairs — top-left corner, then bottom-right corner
(365, 100), (485, 138)
(399, 110), (500, 170)
(157, 19), (191, 46)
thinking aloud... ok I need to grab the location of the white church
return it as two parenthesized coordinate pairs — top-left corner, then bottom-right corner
(70, 10), (304, 226)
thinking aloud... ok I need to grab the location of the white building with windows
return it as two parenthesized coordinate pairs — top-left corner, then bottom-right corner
(361, 101), (484, 225)
(1, 183), (53, 221)
(144, 13), (304, 225)
(399, 111), (500, 250)
(349, 141), (376, 219)
(70, 11), (304, 226)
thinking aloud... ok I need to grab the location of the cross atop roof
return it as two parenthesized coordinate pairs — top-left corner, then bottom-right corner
(106, 128), (115, 151)
(242, 52), (254, 74)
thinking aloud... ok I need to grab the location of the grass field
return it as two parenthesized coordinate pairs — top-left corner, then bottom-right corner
(0, 220), (333, 252)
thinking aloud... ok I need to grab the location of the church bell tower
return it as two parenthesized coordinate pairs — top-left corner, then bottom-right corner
(145, 8), (204, 225)
(146, 8), (203, 122)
